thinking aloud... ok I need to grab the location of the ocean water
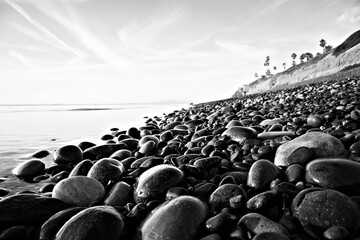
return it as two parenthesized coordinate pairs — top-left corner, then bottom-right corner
(0, 103), (189, 193)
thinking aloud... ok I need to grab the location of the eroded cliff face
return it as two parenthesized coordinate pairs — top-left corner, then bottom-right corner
(233, 34), (360, 97)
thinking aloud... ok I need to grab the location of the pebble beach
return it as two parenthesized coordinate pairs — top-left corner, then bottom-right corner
(1, 72), (360, 240)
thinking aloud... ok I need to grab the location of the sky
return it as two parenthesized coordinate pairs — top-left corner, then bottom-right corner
(0, 0), (359, 104)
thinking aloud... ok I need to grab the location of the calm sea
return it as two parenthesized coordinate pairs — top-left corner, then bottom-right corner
(0, 103), (189, 193)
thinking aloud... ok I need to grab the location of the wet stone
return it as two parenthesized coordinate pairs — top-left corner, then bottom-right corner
(31, 150), (50, 158)
(205, 212), (236, 232)
(305, 158), (360, 195)
(350, 142), (360, 156)
(12, 159), (45, 179)
(53, 145), (83, 165)
(246, 190), (279, 210)
(238, 212), (289, 237)
(136, 196), (208, 240)
(109, 149), (132, 161)
(285, 164), (304, 183)
(78, 141), (96, 151)
(49, 170), (69, 183)
(292, 188), (360, 235)
(247, 159), (280, 189)
(257, 145), (273, 155)
(68, 159), (93, 177)
(104, 181), (131, 206)
(56, 206), (125, 240)
(133, 164), (185, 203)
(307, 115), (323, 128)
(221, 126), (257, 144)
(209, 183), (246, 213)
(100, 134), (114, 141)
(87, 158), (126, 187)
(323, 225), (350, 240)
(83, 143), (127, 160)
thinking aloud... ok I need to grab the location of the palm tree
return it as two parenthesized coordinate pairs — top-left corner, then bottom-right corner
(300, 53), (306, 63)
(266, 69), (272, 77)
(320, 39), (326, 52)
(264, 56), (270, 66)
(305, 52), (313, 61)
(291, 53), (297, 66)
(324, 45), (333, 52)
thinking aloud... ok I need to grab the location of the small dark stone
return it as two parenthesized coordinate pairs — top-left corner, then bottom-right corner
(323, 225), (350, 240)
(78, 141), (96, 151)
(350, 142), (360, 156)
(31, 150), (50, 158)
(39, 183), (55, 193)
(12, 159), (45, 179)
(133, 164), (185, 203)
(53, 145), (83, 165)
(209, 184), (246, 213)
(247, 160), (279, 189)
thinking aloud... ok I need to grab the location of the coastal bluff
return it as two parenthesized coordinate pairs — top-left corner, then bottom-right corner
(233, 30), (360, 96)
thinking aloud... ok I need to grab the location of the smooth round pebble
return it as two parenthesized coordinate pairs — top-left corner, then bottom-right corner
(52, 176), (105, 207)
(209, 183), (246, 213)
(247, 160), (279, 189)
(134, 164), (185, 203)
(56, 206), (124, 240)
(323, 225), (350, 240)
(136, 196), (208, 240)
(104, 181), (131, 206)
(31, 150), (50, 158)
(53, 145), (83, 165)
(292, 188), (360, 234)
(12, 159), (45, 178)
(305, 158), (360, 194)
(87, 158), (125, 187)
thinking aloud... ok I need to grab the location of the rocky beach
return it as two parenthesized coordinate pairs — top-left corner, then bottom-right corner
(0, 69), (360, 239)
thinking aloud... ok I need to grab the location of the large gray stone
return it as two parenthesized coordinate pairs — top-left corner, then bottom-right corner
(274, 132), (345, 167)
(292, 188), (360, 234)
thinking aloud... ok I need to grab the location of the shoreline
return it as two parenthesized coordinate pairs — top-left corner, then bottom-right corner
(1, 72), (360, 239)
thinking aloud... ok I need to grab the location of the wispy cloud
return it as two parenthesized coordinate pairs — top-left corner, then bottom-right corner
(4, 0), (85, 65)
(223, 0), (292, 33)
(10, 22), (69, 52)
(6, 0), (87, 3)
(117, 1), (187, 50)
(215, 40), (277, 58)
(338, 6), (360, 23)
(34, 1), (129, 68)
(7, 49), (37, 70)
